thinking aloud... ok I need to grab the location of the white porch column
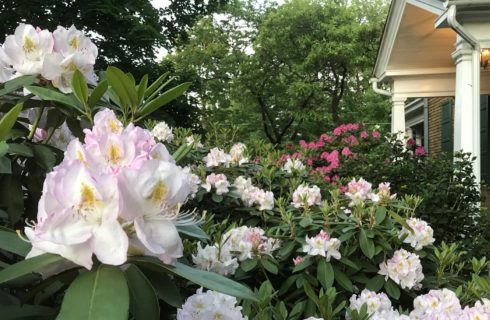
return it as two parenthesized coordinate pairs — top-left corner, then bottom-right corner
(391, 96), (407, 140)
(451, 36), (481, 183)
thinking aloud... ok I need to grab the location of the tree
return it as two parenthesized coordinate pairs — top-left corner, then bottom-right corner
(0, 0), (165, 78)
(168, 0), (390, 145)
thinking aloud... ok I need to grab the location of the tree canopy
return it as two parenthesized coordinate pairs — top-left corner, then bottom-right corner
(167, 0), (390, 144)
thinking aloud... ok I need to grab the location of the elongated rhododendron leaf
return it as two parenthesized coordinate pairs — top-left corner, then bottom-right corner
(57, 265), (129, 320)
(0, 103), (23, 141)
(0, 254), (64, 284)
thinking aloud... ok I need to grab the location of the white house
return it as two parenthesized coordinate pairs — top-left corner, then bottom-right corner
(372, 0), (490, 184)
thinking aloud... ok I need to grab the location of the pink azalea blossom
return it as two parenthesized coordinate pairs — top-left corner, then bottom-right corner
(415, 146), (425, 156)
(372, 130), (381, 139)
(293, 256), (304, 266)
(360, 131), (369, 139)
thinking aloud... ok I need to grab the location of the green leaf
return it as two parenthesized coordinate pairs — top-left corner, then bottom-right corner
(317, 259), (334, 289)
(8, 143), (33, 157)
(137, 82), (190, 120)
(141, 268), (182, 307)
(292, 256), (313, 273)
(288, 300), (306, 320)
(0, 156), (11, 174)
(212, 193), (223, 203)
(57, 265), (129, 320)
(25, 86), (82, 112)
(387, 210), (413, 233)
(359, 229), (375, 259)
(131, 257), (257, 302)
(0, 103), (23, 141)
(145, 72), (169, 98)
(137, 75), (148, 106)
(261, 258), (278, 274)
(71, 69), (89, 105)
(366, 275), (385, 292)
(0, 141), (9, 157)
(375, 207), (387, 224)
(333, 267), (353, 292)
(0, 254), (64, 284)
(32, 145), (57, 171)
(0, 75), (36, 96)
(241, 258), (258, 272)
(0, 305), (57, 319)
(125, 265), (159, 320)
(173, 143), (193, 163)
(87, 80), (108, 110)
(384, 279), (401, 300)
(106, 66), (138, 109)
(0, 175), (24, 223)
(0, 229), (31, 256)
(177, 224), (209, 241)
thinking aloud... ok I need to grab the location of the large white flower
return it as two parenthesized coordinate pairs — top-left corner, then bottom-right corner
(118, 159), (191, 264)
(2, 24), (54, 75)
(25, 161), (127, 269)
(52, 25), (98, 58)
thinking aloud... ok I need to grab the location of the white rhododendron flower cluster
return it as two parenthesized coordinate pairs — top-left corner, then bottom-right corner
(203, 143), (249, 167)
(233, 176), (274, 211)
(24, 109), (195, 269)
(349, 289), (409, 320)
(151, 121), (174, 142)
(193, 226), (280, 275)
(283, 158), (305, 174)
(177, 288), (247, 320)
(400, 218), (435, 250)
(292, 184), (322, 208)
(185, 135), (204, 148)
(229, 142), (249, 165)
(0, 23), (97, 93)
(302, 230), (341, 261)
(183, 166), (201, 198)
(202, 173), (230, 195)
(370, 182), (396, 203)
(378, 249), (424, 290)
(410, 289), (490, 319)
(345, 178), (373, 206)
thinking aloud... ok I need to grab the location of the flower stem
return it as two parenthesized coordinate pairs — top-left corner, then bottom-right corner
(27, 106), (45, 140)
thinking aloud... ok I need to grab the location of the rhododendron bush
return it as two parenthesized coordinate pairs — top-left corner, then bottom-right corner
(0, 23), (488, 320)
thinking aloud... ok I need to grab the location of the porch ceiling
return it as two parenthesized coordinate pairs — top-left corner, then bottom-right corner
(387, 4), (456, 72)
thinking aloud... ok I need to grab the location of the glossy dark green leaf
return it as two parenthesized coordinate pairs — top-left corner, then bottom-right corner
(71, 69), (89, 105)
(8, 143), (33, 157)
(137, 82), (190, 120)
(32, 145), (57, 171)
(241, 258), (258, 272)
(130, 256), (257, 301)
(144, 72), (169, 98)
(366, 275), (385, 292)
(0, 254), (64, 284)
(87, 80), (108, 110)
(0, 156), (11, 174)
(333, 267), (353, 292)
(125, 265), (159, 320)
(25, 86), (82, 112)
(261, 258), (278, 274)
(317, 259), (334, 289)
(137, 75), (148, 106)
(384, 279), (401, 300)
(0, 103), (23, 141)
(141, 268), (182, 307)
(177, 224), (209, 241)
(0, 229), (31, 256)
(106, 66), (137, 109)
(359, 229), (375, 259)
(0, 304), (57, 319)
(57, 265), (129, 320)
(0, 75), (36, 96)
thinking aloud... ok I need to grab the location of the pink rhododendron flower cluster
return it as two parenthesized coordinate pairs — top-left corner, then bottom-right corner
(193, 226), (280, 276)
(202, 173), (230, 195)
(302, 230), (341, 261)
(203, 143), (249, 167)
(400, 218), (435, 250)
(348, 289), (409, 320)
(24, 109), (195, 269)
(333, 123), (360, 135)
(233, 176), (274, 211)
(177, 288), (247, 320)
(378, 249), (424, 290)
(415, 146), (425, 157)
(292, 184), (322, 208)
(0, 23), (97, 93)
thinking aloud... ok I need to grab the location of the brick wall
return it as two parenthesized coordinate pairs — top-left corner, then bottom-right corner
(427, 97), (445, 156)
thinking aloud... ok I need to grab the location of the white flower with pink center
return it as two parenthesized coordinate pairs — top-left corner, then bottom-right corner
(399, 218), (435, 250)
(292, 184), (322, 208)
(229, 142), (248, 165)
(203, 147), (231, 167)
(345, 178), (373, 206)
(202, 173), (230, 195)
(233, 176), (274, 211)
(378, 249), (424, 290)
(410, 289), (462, 320)
(151, 121), (174, 142)
(302, 230), (341, 261)
(222, 226), (280, 262)
(177, 288), (246, 320)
